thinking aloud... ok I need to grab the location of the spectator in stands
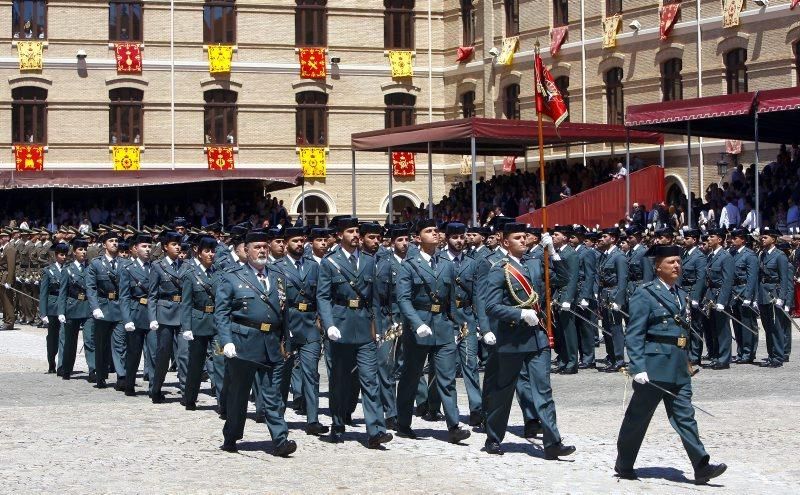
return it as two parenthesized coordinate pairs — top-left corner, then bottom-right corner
(719, 195), (740, 229)
(611, 162), (627, 180)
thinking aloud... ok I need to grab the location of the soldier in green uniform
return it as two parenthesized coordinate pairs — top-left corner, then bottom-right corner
(569, 226), (599, 369)
(729, 229), (759, 364)
(0, 228), (18, 330)
(216, 230), (296, 457)
(547, 226), (580, 374)
(615, 244), (726, 484)
(597, 227), (628, 371)
(678, 229), (707, 366)
(39, 242), (68, 373)
(758, 227), (790, 368)
(703, 228), (734, 369)
(57, 237), (94, 380)
(482, 222), (575, 458)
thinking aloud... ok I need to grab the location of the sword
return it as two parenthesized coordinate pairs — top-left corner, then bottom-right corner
(619, 368), (716, 418)
(554, 301), (612, 338)
(601, 299), (630, 319)
(711, 301), (759, 337)
(3, 284), (40, 302)
(771, 299), (800, 333)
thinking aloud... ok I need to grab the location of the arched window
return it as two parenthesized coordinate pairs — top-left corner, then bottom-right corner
(461, 0), (475, 46)
(796, 42), (800, 86)
(109, 88), (143, 145)
(553, 0), (568, 28)
(12, 0), (47, 39)
(605, 67), (624, 125)
(725, 48), (747, 94)
(298, 195), (329, 227)
(11, 87), (47, 144)
(204, 89), (237, 145)
(661, 58), (682, 102)
(384, 0), (414, 49)
(554, 76), (570, 119)
(606, 0), (622, 16)
(203, 0), (236, 44)
(461, 90), (476, 118)
(296, 0), (326, 47)
(296, 91), (328, 146)
(385, 93), (416, 128)
(504, 0), (519, 36)
(109, 1), (142, 42)
(386, 195), (416, 223)
(503, 83), (520, 120)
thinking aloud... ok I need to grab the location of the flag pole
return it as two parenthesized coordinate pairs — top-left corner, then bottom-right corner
(535, 41), (555, 349)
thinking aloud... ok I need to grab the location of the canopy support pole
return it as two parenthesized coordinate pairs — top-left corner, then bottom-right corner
(659, 143), (665, 167)
(388, 147), (394, 223)
(754, 111), (760, 229)
(625, 130), (631, 219)
(523, 150), (528, 173)
(50, 188), (55, 231)
(427, 142), (433, 219)
(686, 122), (693, 229)
(470, 137), (477, 226)
(301, 178), (306, 224)
(136, 187), (141, 230)
(351, 150), (357, 216)
(219, 180), (224, 228)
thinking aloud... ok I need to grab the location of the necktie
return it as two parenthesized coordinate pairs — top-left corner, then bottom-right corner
(110, 259), (116, 270)
(296, 259), (303, 273)
(454, 255), (461, 269)
(670, 287), (682, 311)
(349, 253), (358, 271)
(257, 271), (267, 290)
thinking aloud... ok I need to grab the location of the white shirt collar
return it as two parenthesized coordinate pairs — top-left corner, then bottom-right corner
(497, 247), (508, 256)
(104, 254), (115, 263)
(446, 249), (462, 261)
(606, 245), (617, 254)
(393, 254), (404, 264)
(712, 246), (722, 256)
(419, 250), (432, 263)
(767, 246), (775, 254)
(508, 254), (523, 265)
(137, 258), (148, 269)
(658, 278), (675, 291)
(687, 246), (697, 255)
(312, 255), (322, 265)
(74, 260), (83, 269)
(54, 262), (62, 271)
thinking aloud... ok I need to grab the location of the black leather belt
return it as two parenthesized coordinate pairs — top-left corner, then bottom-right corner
(193, 302), (215, 313)
(291, 301), (316, 312)
(707, 283), (721, 289)
(646, 333), (688, 349)
(760, 278), (779, 284)
(48, 290), (60, 296)
(99, 291), (118, 301)
(455, 299), (472, 309)
(413, 302), (446, 313)
(334, 298), (364, 309)
(158, 294), (182, 303)
(137, 297), (148, 305)
(232, 315), (279, 333)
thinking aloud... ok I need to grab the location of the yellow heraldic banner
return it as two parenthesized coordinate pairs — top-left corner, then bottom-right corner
(17, 41), (44, 70)
(497, 36), (519, 66)
(602, 15), (622, 49)
(460, 155), (472, 176)
(112, 146), (141, 171)
(299, 147), (327, 178)
(722, 0), (744, 28)
(208, 45), (234, 74)
(388, 50), (413, 78)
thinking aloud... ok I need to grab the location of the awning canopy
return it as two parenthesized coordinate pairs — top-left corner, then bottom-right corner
(0, 168), (302, 190)
(625, 86), (800, 144)
(351, 117), (663, 155)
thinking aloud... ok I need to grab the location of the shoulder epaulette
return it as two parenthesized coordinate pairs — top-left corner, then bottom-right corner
(491, 257), (510, 269)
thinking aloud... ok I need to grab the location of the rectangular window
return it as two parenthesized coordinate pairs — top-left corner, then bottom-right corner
(204, 90), (237, 145)
(461, 91), (476, 118)
(606, 0), (622, 16)
(384, 0), (415, 50)
(725, 49), (748, 95)
(109, 88), (143, 145)
(553, 0), (568, 28)
(12, 0), (47, 39)
(385, 93), (416, 128)
(504, 0), (519, 37)
(661, 58), (683, 102)
(295, 0), (327, 47)
(296, 91), (328, 146)
(605, 68), (624, 126)
(504, 84), (520, 120)
(461, 0), (475, 46)
(11, 87), (47, 144)
(204, 0), (236, 45)
(109, 1), (143, 42)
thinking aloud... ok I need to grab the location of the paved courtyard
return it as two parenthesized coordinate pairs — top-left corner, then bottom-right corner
(1, 325), (798, 494)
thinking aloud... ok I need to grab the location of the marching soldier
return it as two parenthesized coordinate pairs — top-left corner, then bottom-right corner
(272, 227), (329, 436)
(597, 227), (628, 372)
(120, 232), (157, 396)
(679, 229), (707, 366)
(216, 229), (296, 457)
(57, 237), (95, 380)
(569, 226), (599, 369)
(615, 244), (726, 484)
(626, 227), (654, 293)
(317, 217), (393, 448)
(547, 226), (580, 374)
(757, 227), (790, 368)
(703, 228), (734, 369)
(482, 222), (575, 459)
(729, 229), (759, 364)
(0, 228), (17, 330)
(395, 218), (470, 444)
(40, 242), (68, 373)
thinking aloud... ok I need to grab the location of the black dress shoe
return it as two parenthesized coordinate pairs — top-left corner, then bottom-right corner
(544, 442), (576, 460)
(395, 427), (418, 440)
(56, 367), (63, 377)
(344, 413), (354, 426)
(62, 375), (71, 381)
(524, 419), (542, 438)
(255, 413), (266, 424)
(767, 361), (783, 368)
(468, 411), (483, 427)
(560, 367), (578, 375)
(184, 402), (197, 411)
(385, 416), (398, 431)
(95, 380), (107, 389)
(47, 368), (56, 374)
(694, 462), (727, 485)
(414, 404), (428, 417)
(324, 432), (344, 444)
(614, 465), (638, 480)
(711, 363), (730, 370)
(87, 371), (97, 383)
(151, 393), (166, 404)
(578, 362), (595, 369)
(736, 359), (753, 364)
(114, 379), (126, 391)
(124, 389), (136, 397)
(448, 425), (470, 444)
(367, 432), (393, 449)
(273, 439), (297, 457)
(422, 410), (444, 422)
(220, 441), (238, 453)
(305, 422), (329, 436)
(485, 441), (504, 455)
(731, 357), (741, 364)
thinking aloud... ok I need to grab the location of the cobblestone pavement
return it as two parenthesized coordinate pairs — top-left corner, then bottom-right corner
(1, 325), (799, 494)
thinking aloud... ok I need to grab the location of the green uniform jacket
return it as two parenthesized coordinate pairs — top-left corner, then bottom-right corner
(757, 247), (790, 305)
(732, 246), (758, 302)
(678, 247), (706, 304)
(147, 257), (184, 326)
(598, 246), (628, 307)
(272, 254), (320, 345)
(705, 247), (733, 306)
(85, 255), (122, 322)
(550, 245), (579, 305)
(39, 262), (63, 317)
(119, 259), (151, 329)
(396, 253), (458, 346)
(180, 261), (218, 337)
(57, 261), (90, 319)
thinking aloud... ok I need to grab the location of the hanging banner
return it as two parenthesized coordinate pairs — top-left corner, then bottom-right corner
(534, 50), (569, 129)
(388, 50), (413, 78)
(299, 147), (327, 178)
(14, 145), (44, 171)
(17, 41), (43, 70)
(550, 26), (568, 57)
(725, 140), (742, 155)
(660, 3), (681, 41)
(503, 156), (517, 174)
(722, 0), (744, 28)
(208, 45), (234, 74)
(207, 146), (235, 170)
(793, 0), (800, 9)
(115, 42), (142, 73)
(299, 47), (327, 79)
(111, 146), (141, 171)
(602, 15), (622, 49)
(456, 46), (475, 63)
(497, 36), (519, 66)
(392, 152), (416, 177)
(460, 155), (472, 176)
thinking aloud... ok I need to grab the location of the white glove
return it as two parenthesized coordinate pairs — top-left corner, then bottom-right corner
(611, 302), (620, 311)
(182, 330), (194, 341)
(416, 324), (433, 338)
(327, 326), (341, 341)
(751, 301), (759, 309)
(124, 322), (135, 332)
(41, 316), (49, 325)
(149, 320), (159, 331)
(633, 372), (650, 384)
(3, 283), (10, 289)
(690, 300), (699, 308)
(521, 309), (539, 326)
(715, 303), (724, 311)
(222, 343), (237, 358)
(775, 299), (784, 307)
(561, 301), (571, 310)
(92, 308), (104, 320)
(785, 306), (791, 314)
(743, 300), (751, 306)
(541, 233), (556, 255)
(483, 331), (497, 345)
(58, 314), (66, 324)
(579, 299), (589, 309)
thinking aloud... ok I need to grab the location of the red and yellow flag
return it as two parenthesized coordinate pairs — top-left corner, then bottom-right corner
(550, 26), (568, 57)
(299, 147), (327, 178)
(503, 156), (517, 174)
(659, 3), (681, 41)
(14, 144), (44, 171)
(17, 41), (43, 70)
(115, 42), (142, 73)
(392, 152), (416, 177)
(207, 146), (235, 170)
(722, 0), (744, 28)
(299, 48), (327, 79)
(534, 49), (569, 129)
(111, 146), (141, 171)
(497, 36), (519, 66)
(602, 15), (622, 49)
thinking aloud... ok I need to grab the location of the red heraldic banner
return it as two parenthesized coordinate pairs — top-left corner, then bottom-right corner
(299, 48), (327, 79)
(115, 42), (142, 73)
(14, 144), (44, 171)
(550, 26), (568, 57)
(456, 46), (475, 62)
(534, 53), (569, 129)
(207, 146), (235, 170)
(659, 3), (680, 41)
(392, 152), (416, 176)
(503, 156), (517, 173)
